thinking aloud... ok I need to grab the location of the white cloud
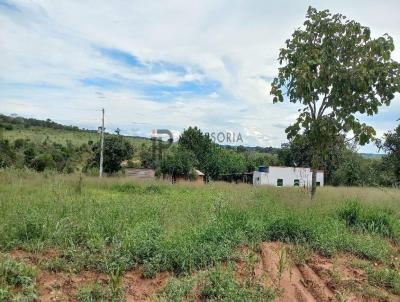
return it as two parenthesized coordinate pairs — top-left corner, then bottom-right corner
(0, 0), (399, 153)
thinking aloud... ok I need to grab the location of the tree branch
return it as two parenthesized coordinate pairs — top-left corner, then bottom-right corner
(308, 103), (315, 119)
(317, 91), (329, 118)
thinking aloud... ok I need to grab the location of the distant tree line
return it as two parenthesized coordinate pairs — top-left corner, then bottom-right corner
(1, 114), (400, 187)
(137, 125), (400, 187)
(138, 126), (280, 181)
(0, 114), (84, 132)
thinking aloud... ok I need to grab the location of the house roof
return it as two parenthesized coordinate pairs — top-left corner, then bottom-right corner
(260, 166), (324, 172)
(195, 169), (205, 176)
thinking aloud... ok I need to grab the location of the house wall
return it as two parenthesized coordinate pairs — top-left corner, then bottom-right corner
(253, 167), (324, 187)
(125, 168), (155, 180)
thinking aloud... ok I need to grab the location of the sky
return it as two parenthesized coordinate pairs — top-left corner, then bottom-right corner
(0, 0), (399, 153)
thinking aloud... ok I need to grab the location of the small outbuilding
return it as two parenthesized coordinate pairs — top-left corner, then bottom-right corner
(253, 166), (324, 187)
(164, 169), (205, 184)
(125, 168), (155, 180)
(194, 169), (205, 183)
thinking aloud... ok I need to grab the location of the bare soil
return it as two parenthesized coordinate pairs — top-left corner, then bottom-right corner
(8, 243), (400, 302)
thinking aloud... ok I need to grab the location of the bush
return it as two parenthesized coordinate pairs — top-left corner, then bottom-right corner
(338, 201), (399, 242)
(266, 215), (314, 243)
(87, 136), (134, 174)
(31, 153), (56, 172)
(0, 139), (16, 168)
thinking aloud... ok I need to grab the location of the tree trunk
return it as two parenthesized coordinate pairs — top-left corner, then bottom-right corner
(310, 168), (317, 200)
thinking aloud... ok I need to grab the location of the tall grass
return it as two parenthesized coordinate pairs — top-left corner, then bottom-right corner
(0, 169), (399, 278)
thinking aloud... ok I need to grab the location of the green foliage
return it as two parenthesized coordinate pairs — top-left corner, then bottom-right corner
(207, 147), (247, 180)
(0, 254), (37, 301)
(244, 151), (279, 172)
(365, 266), (400, 295)
(88, 135), (134, 174)
(198, 265), (275, 302)
(266, 215), (314, 243)
(0, 114), (80, 132)
(337, 201), (399, 242)
(178, 127), (213, 174)
(154, 276), (195, 302)
(139, 142), (157, 169)
(31, 153), (56, 172)
(76, 281), (122, 302)
(331, 150), (379, 186)
(0, 172), (398, 282)
(0, 139), (15, 168)
(160, 146), (197, 178)
(271, 6), (400, 194)
(0, 136), (89, 173)
(378, 124), (400, 185)
(0, 114), (148, 174)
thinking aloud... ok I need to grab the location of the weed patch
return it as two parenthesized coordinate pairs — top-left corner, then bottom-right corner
(0, 253), (37, 301)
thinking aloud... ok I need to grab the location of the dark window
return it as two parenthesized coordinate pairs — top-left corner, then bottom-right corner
(294, 179), (300, 186)
(316, 182), (321, 187)
(277, 179), (283, 187)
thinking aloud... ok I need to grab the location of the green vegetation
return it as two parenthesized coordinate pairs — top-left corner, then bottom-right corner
(0, 171), (399, 276)
(0, 253), (37, 301)
(154, 260), (275, 302)
(86, 135), (134, 174)
(0, 114), (143, 174)
(198, 265), (274, 302)
(271, 6), (400, 197)
(378, 124), (400, 185)
(2, 113), (400, 187)
(76, 281), (122, 302)
(337, 201), (399, 242)
(352, 260), (400, 295)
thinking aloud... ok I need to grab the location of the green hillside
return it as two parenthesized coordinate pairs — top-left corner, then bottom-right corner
(0, 114), (149, 148)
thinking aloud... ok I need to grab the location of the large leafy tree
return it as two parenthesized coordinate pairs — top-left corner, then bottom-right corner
(271, 7), (400, 198)
(88, 135), (134, 174)
(160, 146), (197, 180)
(178, 126), (213, 177)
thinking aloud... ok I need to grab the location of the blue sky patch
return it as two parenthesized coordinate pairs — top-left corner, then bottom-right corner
(0, 0), (19, 12)
(99, 47), (143, 68)
(80, 75), (221, 101)
(98, 46), (189, 75)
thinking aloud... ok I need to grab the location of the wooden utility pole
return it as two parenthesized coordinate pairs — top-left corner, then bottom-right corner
(99, 108), (105, 177)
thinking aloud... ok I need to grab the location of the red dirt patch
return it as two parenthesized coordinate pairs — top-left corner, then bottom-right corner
(124, 270), (170, 301)
(259, 242), (334, 302)
(7, 244), (400, 302)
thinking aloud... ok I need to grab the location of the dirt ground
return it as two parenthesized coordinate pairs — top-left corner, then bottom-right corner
(8, 243), (400, 302)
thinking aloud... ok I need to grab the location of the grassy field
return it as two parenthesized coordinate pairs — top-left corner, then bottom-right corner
(0, 169), (399, 301)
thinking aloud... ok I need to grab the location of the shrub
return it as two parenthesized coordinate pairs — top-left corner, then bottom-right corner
(338, 201), (399, 242)
(0, 254), (37, 301)
(199, 265), (275, 302)
(31, 153), (56, 172)
(266, 215), (314, 243)
(76, 281), (116, 302)
(365, 266), (400, 295)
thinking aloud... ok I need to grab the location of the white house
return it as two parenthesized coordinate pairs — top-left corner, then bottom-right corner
(253, 166), (324, 187)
